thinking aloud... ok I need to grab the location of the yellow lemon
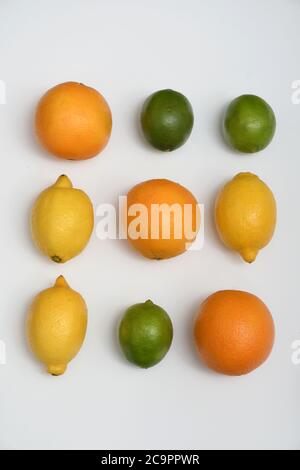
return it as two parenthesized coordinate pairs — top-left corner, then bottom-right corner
(27, 276), (88, 375)
(31, 175), (94, 263)
(215, 172), (276, 263)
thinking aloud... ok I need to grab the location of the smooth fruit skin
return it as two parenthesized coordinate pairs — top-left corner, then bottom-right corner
(141, 89), (194, 151)
(31, 175), (94, 263)
(35, 81), (112, 160)
(223, 94), (276, 153)
(126, 179), (200, 259)
(119, 300), (173, 368)
(215, 172), (276, 263)
(27, 276), (88, 375)
(194, 290), (275, 376)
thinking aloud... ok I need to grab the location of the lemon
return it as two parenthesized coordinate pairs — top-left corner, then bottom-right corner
(31, 175), (94, 263)
(215, 173), (277, 263)
(26, 276), (88, 375)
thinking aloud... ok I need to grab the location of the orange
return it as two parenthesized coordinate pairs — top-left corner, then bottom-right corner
(126, 179), (200, 259)
(194, 290), (275, 376)
(35, 81), (112, 160)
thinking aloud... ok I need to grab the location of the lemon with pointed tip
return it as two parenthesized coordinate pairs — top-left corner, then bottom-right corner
(31, 175), (94, 263)
(215, 173), (277, 263)
(26, 276), (88, 375)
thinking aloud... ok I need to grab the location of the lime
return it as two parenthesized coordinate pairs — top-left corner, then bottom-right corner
(223, 94), (276, 153)
(141, 89), (194, 151)
(119, 300), (173, 368)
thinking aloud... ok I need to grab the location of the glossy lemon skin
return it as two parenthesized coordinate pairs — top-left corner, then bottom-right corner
(31, 175), (94, 263)
(215, 173), (277, 263)
(27, 276), (88, 375)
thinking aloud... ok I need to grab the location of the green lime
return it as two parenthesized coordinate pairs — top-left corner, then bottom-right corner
(141, 89), (194, 151)
(119, 300), (173, 368)
(223, 94), (276, 153)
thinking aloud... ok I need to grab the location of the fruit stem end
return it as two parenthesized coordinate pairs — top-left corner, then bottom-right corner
(54, 175), (73, 189)
(47, 364), (67, 376)
(54, 275), (69, 288)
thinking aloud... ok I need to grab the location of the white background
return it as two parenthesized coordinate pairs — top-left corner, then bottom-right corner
(0, 0), (299, 451)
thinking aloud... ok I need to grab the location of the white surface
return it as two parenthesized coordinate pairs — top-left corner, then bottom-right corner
(0, 0), (299, 451)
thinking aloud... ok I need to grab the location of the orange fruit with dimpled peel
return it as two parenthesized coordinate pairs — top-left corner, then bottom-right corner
(194, 290), (275, 376)
(126, 179), (200, 259)
(35, 81), (112, 160)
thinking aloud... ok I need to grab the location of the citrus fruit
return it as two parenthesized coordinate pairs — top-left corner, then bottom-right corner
(194, 290), (275, 376)
(141, 89), (194, 151)
(223, 94), (276, 153)
(215, 172), (277, 263)
(119, 300), (173, 368)
(35, 81), (112, 160)
(27, 276), (88, 376)
(126, 178), (200, 259)
(31, 175), (94, 263)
